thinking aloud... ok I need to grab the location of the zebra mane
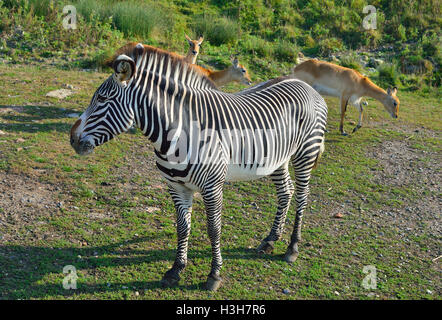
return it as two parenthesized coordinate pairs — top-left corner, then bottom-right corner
(107, 42), (217, 90)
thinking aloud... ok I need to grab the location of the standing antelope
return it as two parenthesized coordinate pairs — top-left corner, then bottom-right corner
(196, 56), (252, 87)
(70, 42), (328, 291)
(184, 34), (204, 64)
(291, 59), (400, 135)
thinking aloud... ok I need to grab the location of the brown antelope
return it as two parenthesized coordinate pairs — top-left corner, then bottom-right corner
(106, 42), (251, 88)
(291, 59), (399, 135)
(184, 34), (204, 64)
(199, 56), (252, 87)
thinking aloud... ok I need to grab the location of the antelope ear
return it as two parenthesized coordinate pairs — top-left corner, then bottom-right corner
(185, 34), (193, 45)
(230, 55), (239, 67)
(113, 54), (136, 83)
(197, 35), (204, 44)
(387, 87), (398, 96)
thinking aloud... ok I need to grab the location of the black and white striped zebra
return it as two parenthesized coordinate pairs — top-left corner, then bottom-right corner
(70, 43), (328, 291)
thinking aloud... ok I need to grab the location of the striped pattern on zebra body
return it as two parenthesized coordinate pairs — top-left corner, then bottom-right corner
(70, 43), (328, 291)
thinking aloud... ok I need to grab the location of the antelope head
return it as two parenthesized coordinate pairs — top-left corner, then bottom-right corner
(384, 87), (400, 119)
(229, 56), (252, 86)
(185, 34), (204, 64)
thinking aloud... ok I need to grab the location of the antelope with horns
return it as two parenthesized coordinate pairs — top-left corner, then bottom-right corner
(291, 59), (399, 135)
(184, 34), (204, 64)
(196, 56), (252, 87)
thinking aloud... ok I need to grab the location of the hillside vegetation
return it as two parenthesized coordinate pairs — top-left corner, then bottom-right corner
(0, 0), (440, 94)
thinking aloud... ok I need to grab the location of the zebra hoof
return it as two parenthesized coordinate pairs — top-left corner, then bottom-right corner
(205, 275), (222, 291)
(257, 240), (274, 254)
(160, 274), (180, 288)
(284, 248), (299, 264)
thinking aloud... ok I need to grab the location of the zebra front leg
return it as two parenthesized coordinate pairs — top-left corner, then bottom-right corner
(258, 163), (294, 254)
(161, 186), (194, 288)
(284, 163), (313, 263)
(202, 184), (224, 291)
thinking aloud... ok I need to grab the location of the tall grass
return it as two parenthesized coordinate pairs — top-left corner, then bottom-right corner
(378, 63), (399, 87)
(274, 40), (298, 63)
(193, 15), (239, 46)
(74, 0), (171, 40)
(242, 35), (273, 58)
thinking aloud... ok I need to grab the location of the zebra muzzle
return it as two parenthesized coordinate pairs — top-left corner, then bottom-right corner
(72, 138), (94, 156)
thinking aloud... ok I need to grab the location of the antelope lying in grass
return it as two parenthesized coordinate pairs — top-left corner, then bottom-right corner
(183, 35), (251, 87)
(184, 34), (204, 64)
(196, 56), (252, 87)
(107, 42), (251, 89)
(291, 59), (399, 135)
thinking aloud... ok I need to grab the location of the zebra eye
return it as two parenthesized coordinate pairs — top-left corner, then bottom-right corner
(97, 95), (106, 103)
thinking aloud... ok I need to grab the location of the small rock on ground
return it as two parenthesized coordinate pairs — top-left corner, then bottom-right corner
(46, 89), (75, 99)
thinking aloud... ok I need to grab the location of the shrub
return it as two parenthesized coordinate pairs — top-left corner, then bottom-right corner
(241, 35), (274, 58)
(340, 54), (363, 73)
(274, 40), (298, 63)
(193, 15), (239, 46)
(428, 69), (441, 87)
(317, 37), (344, 56)
(421, 32), (441, 64)
(378, 63), (399, 87)
(397, 24), (407, 42)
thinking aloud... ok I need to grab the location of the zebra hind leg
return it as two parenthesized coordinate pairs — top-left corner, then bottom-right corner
(201, 182), (224, 291)
(161, 186), (194, 288)
(284, 158), (314, 263)
(257, 163), (294, 254)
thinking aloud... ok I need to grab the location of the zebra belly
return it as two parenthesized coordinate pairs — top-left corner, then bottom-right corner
(225, 163), (281, 182)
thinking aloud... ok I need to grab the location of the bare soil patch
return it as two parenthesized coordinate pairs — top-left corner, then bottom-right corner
(0, 172), (63, 242)
(366, 139), (441, 238)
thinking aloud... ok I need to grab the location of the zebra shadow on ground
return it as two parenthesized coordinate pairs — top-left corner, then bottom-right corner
(0, 235), (279, 299)
(0, 104), (74, 134)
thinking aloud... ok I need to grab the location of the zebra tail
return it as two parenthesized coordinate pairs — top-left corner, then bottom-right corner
(312, 138), (325, 169)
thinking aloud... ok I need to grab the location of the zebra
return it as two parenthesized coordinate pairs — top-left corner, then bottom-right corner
(70, 43), (328, 291)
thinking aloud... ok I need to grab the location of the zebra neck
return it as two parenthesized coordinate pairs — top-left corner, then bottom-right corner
(134, 68), (193, 154)
(131, 51), (216, 153)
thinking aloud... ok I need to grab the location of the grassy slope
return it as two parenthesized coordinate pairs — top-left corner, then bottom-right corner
(0, 64), (440, 299)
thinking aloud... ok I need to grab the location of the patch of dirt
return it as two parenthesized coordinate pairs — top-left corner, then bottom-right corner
(367, 119), (441, 139)
(0, 139), (166, 244)
(0, 172), (63, 242)
(366, 139), (441, 239)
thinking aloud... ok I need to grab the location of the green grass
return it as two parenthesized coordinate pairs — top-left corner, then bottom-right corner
(0, 64), (440, 300)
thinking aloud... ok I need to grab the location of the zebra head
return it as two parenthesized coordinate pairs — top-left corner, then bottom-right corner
(70, 50), (141, 155)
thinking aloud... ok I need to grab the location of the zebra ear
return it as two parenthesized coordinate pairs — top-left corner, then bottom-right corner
(134, 43), (144, 60)
(113, 54), (136, 83)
